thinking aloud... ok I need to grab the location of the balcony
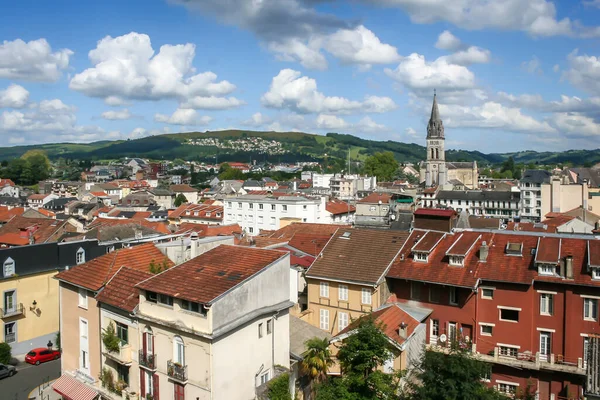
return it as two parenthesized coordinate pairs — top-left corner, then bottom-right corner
(1, 303), (25, 318)
(103, 344), (132, 365)
(476, 346), (585, 376)
(138, 351), (156, 370)
(167, 360), (188, 383)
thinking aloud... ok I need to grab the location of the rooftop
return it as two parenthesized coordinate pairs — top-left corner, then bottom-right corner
(95, 266), (153, 312)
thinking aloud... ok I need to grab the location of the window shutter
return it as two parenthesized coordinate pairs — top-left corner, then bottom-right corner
(139, 369), (145, 397)
(153, 374), (160, 400)
(142, 332), (147, 355)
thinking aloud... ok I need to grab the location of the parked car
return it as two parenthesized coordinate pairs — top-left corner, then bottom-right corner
(25, 348), (61, 365)
(0, 363), (16, 378)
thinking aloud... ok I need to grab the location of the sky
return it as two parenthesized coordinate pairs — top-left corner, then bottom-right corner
(1, 0), (600, 153)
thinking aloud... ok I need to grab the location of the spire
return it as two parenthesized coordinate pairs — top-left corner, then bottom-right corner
(427, 91), (444, 139)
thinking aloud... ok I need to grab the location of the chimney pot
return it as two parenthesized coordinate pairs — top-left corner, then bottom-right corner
(480, 243), (489, 262)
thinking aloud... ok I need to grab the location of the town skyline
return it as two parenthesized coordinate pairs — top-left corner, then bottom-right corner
(1, 0), (600, 152)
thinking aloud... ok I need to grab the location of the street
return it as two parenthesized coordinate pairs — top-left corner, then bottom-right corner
(0, 360), (61, 400)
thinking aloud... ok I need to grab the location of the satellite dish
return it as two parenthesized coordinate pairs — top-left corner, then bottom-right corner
(439, 334), (447, 343)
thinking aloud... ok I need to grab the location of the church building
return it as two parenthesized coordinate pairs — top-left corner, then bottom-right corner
(419, 93), (478, 189)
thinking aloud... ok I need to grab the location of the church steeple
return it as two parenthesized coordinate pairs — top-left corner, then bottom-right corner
(427, 91), (444, 139)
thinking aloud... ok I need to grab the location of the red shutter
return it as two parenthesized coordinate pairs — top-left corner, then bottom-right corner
(175, 383), (185, 400)
(140, 369), (145, 398)
(142, 332), (147, 355)
(153, 374), (160, 400)
(152, 334), (155, 355)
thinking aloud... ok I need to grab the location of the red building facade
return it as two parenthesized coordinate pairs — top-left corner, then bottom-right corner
(386, 229), (600, 399)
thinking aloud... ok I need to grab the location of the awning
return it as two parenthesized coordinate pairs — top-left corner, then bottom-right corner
(51, 374), (98, 400)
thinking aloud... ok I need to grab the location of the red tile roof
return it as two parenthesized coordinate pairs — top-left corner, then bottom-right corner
(37, 209), (56, 218)
(535, 237), (561, 263)
(55, 243), (173, 291)
(0, 232), (30, 246)
(266, 223), (346, 240)
(589, 241), (600, 267)
(174, 223), (242, 237)
(170, 184), (198, 193)
(414, 208), (456, 218)
(0, 206), (25, 223)
(446, 232), (481, 256)
(358, 192), (392, 204)
(412, 231), (446, 252)
(273, 247), (315, 268)
(0, 216), (69, 244)
(136, 245), (286, 304)
(28, 194), (48, 201)
(87, 217), (170, 234)
(287, 233), (332, 256)
(0, 179), (15, 187)
(95, 267), (153, 312)
(326, 200), (356, 215)
(169, 203), (223, 220)
(336, 304), (422, 346)
(306, 229), (408, 285)
(90, 191), (109, 197)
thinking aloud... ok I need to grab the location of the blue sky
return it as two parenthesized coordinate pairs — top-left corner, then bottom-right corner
(1, 0), (600, 153)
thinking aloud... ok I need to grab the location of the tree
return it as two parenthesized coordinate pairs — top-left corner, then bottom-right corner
(219, 166), (245, 180)
(363, 152), (399, 181)
(267, 373), (292, 400)
(302, 337), (334, 386)
(0, 342), (11, 364)
(174, 193), (188, 207)
(315, 318), (401, 400)
(401, 348), (507, 400)
(149, 258), (170, 274)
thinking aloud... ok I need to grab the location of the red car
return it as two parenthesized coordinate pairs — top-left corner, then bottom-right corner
(25, 348), (61, 365)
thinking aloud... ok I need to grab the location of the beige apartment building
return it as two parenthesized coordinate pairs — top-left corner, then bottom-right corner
(304, 229), (408, 336)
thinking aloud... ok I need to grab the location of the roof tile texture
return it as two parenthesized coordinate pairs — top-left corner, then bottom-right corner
(95, 267), (153, 312)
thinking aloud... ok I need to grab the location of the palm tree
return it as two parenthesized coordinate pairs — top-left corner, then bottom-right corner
(301, 337), (334, 386)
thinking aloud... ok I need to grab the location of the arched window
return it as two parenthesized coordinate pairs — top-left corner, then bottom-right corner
(143, 326), (154, 354)
(3, 257), (15, 277)
(435, 148), (439, 160)
(173, 336), (185, 365)
(431, 148), (435, 159)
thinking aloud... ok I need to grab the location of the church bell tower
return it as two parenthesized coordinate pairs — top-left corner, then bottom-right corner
(425, 91), (447, 186)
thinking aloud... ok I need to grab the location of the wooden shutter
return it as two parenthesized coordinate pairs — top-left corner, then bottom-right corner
(153, 374), (160, 400)
(139, 369), (145, 397)
(142, 332), (147, 354)
(175, 383), (185, 400)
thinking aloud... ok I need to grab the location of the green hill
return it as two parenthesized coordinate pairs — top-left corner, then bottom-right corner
(0, 130), (598, 166)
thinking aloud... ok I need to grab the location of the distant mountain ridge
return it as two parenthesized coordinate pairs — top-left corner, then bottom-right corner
(0, 130), (598, 166)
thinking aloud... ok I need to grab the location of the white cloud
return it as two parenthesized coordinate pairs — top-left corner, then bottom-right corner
(70, 32), (237, 102)
(584, 0), (600, 8)
(385, 53), (476, 94)
(549, 112), (600, 138)
(405, 127), (418, 137)
(443, 46), (491, 66)
(522, 56), (543, 75)
(435, 31), (462, 51)
(316, 114), (348, 130)
(262, 69), (397, 114)
(101, 109), (133, 120)
(553, 64), (560, 73)
(0, 38), (73, 82)
(315, 114), (388, 133)
(268, 38), (328, 70)
(104, 96), (129, 106)
(562, 49), (600, 96)
(371, 0), (599, 38)
(181, 96), (245, 110)
(0, 84), (29, 108)
(242, 112), (272, 127)
(154, 108), (212, 125)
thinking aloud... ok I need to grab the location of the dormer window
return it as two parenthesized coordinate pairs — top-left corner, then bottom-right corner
(414, 252), (428, 262)
(194, 211), (199, 216)
(449, 255), (465, 267)
(592, 268), (600, 280)
(206, 212), (211, 217)
(76, 248), (85, 265)
(538, 263), (558, 276)
(505, 242), (523, 256)
(3, 258), (15, 277)
(186, 211), (191, 215)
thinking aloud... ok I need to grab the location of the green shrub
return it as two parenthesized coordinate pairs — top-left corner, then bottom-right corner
(268, 373), (291, 400)
(0, 342), (11, 364)
(101, 323), (121, 353)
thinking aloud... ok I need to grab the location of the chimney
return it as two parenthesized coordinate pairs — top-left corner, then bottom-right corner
(566, 256), (574, 279)
(398, 322), (408, 339)
(190, 232), (200, 259)
(559, 259), (566, 278)
(134, 228), (142, 240)
(28, 230), (35, 245)
(479, 241), (489, 262)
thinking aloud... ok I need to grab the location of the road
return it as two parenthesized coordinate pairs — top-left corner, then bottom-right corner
(0, 359), (61, 400)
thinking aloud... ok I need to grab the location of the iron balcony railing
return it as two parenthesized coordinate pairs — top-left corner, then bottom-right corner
(138, 350), (156, 370)
(1, 303), (25, 318)
(167, 360), (188, 382)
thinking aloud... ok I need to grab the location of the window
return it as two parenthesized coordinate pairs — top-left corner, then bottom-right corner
(499, 346), (518, 357)
(339, 312), (349, 331)
(260, 371), (270, 385)
(499, 308), (520, 322)
(76, 248), (85, 265)
(338, 285), (348, 301)
(174, 383), (185, 400)
(237, 214), (242, 221)
(117, 364), (129, 386)
(259, 204), (264, 210)
(538, 264), (557, 276)
(361, 288), (372, 305)
(540, 294), (554, 316)
(146, 291), (158, 303)
(410, 282), (421, 300)
(448, 322), (457, 342)
(249, 227), (254, 233)
(258, 323), (264, 338)
(270, 217), (276, 225)
(249, 203), (253, 209)
(593, 268), (600, 280)
(78, 288), (88, 309)
(584, 337), (590, 369)
(238, 202), (242, 209)
(481, 288), (494, 299)
(258, 216), (264, 224)
(303, 205), (307, 210)
(4, 322), (15, 344)
(319, 309), (329, 330)
(116, 322), (128, 345)
(429, 286), (440, 303)
(271, 204), (276, 211)
(173, 336), (185, 365)
(497, 382), (518, 396)
(3, 290), (15, 313)
(3, 258), (15, 277)
(227, 202), (232, 208)
(414, 252), (427, 262)
(267, 319), (272, 335)
(282, 205), (288, 211)
(320, 282), (329, 298)
(480, 324), (493, 336)
(431, 319), (439, 337)
(584, 298), (598, 321)
(181, 300), (206, 316)
(158, 294), (173, 306)
(449, 287), (458, 305)
(449, 255), (464, 266)
(369, 206), (376, 211)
